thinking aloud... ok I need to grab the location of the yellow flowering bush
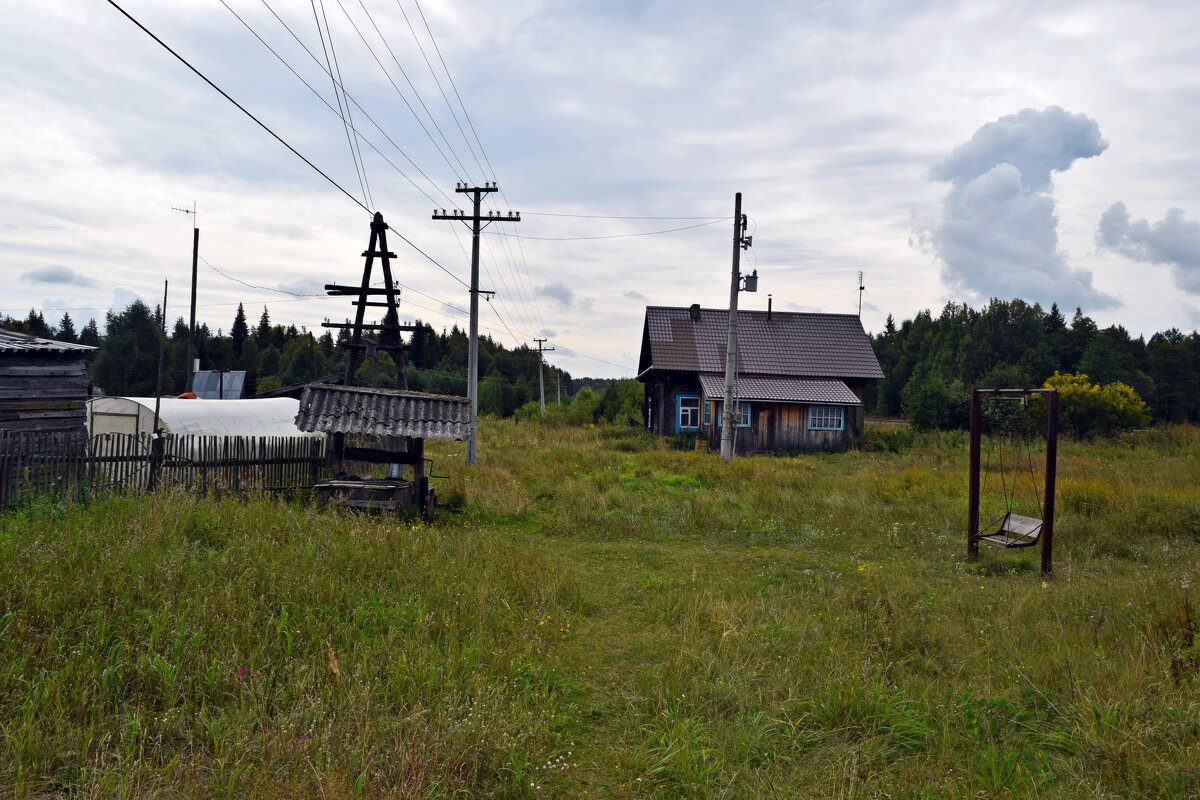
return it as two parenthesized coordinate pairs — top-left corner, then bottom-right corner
(1041, 371), (1151, 438)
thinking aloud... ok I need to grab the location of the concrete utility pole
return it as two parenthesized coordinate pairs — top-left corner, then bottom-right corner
(434, 185), (520, 465)
(172, 203), (199, 392)
(534, 337), (555, 411)
(720, 192), (756, 463)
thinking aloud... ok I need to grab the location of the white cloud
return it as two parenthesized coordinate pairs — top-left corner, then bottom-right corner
(929, 106), (1117, 310)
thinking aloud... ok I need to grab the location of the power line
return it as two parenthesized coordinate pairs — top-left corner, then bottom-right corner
(221, 1), (437, 210)
(522, 212), (727, 220)
(488, 218), (732, 241)
(409, 0), (547, 338)
(104, 0), (369, 213)
(313, 0), (373, 211)
(252, 0), (461, 210)
(347, 0), (475, 181)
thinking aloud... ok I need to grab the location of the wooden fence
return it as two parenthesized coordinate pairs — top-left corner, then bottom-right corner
(0, 430), (327, 506)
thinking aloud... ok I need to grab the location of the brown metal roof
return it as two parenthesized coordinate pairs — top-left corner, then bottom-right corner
(698, 373), (862, 405)
(295, 385), (471, 441)
(638, 306), (883, 380)
(0, 329), (97, 355)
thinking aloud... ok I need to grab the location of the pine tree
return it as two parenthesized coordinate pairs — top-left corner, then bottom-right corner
(79, 319), (100, 347)
(231, 303), (249, 357)
(56, 312), (78, 343)
(256, 306), (271, 347)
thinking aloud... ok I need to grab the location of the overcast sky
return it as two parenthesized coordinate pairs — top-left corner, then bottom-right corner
(3, 0), (1199, 377)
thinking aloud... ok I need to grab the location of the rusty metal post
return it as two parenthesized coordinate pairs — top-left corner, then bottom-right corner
(967, 388), (982, 559)
(1041, 389), (1059, 575)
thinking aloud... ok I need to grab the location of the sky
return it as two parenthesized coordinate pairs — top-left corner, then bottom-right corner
(3, 0), (1199, 378)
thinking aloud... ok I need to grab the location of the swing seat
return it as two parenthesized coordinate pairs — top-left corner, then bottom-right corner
(976, 513), (1042, 549)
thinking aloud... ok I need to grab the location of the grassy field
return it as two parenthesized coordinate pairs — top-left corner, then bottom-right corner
(1, 421), (1198, 799)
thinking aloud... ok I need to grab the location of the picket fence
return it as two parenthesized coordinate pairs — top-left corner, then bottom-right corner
(0, 430), (326, 506)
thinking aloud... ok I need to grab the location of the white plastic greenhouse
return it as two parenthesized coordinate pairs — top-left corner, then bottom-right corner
(87, 397), (322, 440)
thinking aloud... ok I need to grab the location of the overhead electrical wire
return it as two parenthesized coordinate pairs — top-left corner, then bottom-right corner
(104, 0), (369, 213)
(345, 0), (475, 182)
(252, 0), (461, 210)
(489, 218), (733, 241)
(407, 0), (547, 334)
(312, 0), (373, 211)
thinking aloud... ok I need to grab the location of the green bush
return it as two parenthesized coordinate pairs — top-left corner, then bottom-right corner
(1040, 371), (1151, 438)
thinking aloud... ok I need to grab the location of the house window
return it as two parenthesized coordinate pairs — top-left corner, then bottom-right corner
(808, 405), (845, 431)
(676, 394), (700, 432)
(713, 401), (752, 428)
(703, 400), (712, 427)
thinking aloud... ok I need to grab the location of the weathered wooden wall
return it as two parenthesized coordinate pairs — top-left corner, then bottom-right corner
(0, 353), (91, 433)
(701, 403), (854, 454)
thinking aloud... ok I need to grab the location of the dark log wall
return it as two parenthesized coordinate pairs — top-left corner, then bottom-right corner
(0, 353), (92, 433)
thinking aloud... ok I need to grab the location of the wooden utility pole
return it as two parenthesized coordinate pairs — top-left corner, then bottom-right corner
(434, 184), (520, 464)
(720, 193), (755, 463)
(534, 337), (554, 411)
(172, 204), (199, 392)
(324, 212), (415, 386)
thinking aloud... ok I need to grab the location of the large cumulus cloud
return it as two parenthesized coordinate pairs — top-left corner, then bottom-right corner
(1097, 202), (1200, 294)
(930, 106), (1117, 309)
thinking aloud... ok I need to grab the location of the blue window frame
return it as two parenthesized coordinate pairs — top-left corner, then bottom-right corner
(709, 401), (751, 428)
(676, 394), (700, 433)
(808, 405), (845, 431)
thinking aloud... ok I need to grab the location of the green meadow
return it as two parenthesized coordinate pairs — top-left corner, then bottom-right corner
(1, 421), (1198, 799)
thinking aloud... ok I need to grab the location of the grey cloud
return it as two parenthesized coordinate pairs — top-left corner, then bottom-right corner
(623, 290), (647, 301)
(929, 107), (1117, 310)
(539, 281), (575, 308)
(1097, 202), (1200, 294)
(439, 303), (467, 318)
(21, 265), (95, 287)
(540, 328), (558, 338)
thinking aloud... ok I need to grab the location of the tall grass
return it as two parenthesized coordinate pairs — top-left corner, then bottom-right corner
(1, 422), (1198, 798)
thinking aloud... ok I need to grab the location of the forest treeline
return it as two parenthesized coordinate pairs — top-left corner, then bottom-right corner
(6, 296), (1198, 428)
(3, 303), (642, 422)
(867, 298), (1199, 425)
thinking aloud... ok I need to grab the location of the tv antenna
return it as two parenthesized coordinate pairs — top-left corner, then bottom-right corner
(857, 271), (866, 317)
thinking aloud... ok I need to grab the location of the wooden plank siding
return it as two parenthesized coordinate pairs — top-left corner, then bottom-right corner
(698, 400), (854, 454)
(0, 353), (92, 433)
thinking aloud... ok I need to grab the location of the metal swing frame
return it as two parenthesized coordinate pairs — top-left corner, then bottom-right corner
(967, 388), (1059, 574)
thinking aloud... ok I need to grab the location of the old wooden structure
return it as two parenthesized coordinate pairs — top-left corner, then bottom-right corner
(295, 384), (469, 517)
(637, 305), (883, 454)
(0, 330), (96, 434)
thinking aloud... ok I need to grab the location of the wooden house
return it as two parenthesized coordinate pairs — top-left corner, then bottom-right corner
(0, 329), (96, 434)
(637, 305), (883, 454)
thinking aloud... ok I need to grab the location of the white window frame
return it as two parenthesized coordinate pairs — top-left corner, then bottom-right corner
(808, 404), (845, 431)
(676, 394), (700, 432)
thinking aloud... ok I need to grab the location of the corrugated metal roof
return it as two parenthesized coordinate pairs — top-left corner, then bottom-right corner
(0, 329), (97, 354)
(638, 306), (883, 379)
(295, 385), (471, 441)
(698, 373), (862, 405)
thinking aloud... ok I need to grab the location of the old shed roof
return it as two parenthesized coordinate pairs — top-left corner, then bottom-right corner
(0, 329), (97, 355)
(638, 306), (883, 380)
(697, 374), (862, 406)
(295, 385), (471, 441)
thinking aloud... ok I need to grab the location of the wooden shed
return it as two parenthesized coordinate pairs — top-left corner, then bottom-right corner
(637, 305), (884, 454)
(0, 329), (96, 434)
